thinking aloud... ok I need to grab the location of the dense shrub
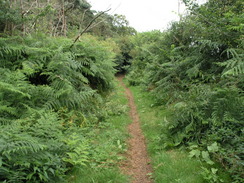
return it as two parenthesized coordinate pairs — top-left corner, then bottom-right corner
(0, 34), (116, 182)
(127, 0), (244, 182)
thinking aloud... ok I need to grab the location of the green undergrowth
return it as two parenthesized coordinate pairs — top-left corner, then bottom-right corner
(67, 80), (130, 183)
(0, 34), (124, 182)
(129, 84), (231, 183)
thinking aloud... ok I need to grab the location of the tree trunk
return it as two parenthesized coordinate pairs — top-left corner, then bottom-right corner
(60, 2), (66, 36)
(20, 0), (25, 35)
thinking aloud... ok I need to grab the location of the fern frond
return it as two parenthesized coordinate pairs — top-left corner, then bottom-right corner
(3, 140), (46, 156)
(0, 81), (30, 98)
(220, 48), (244, 76)
(0, 118), (13, 125)
(0, 105), (17, 116)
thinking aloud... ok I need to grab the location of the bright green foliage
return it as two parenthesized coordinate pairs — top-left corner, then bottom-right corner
(63, 134), (89, 166)
(127, 30), (164, 84)
(0, 34), (115, 111)
(67, 80), (130, 183)
(127, 0), (244, 182)
(0, 0), (136, 182)
(0, 111), (68, 182)
(0, 34), (116, 182)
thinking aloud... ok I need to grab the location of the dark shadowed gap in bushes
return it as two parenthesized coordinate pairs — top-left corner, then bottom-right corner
(28, 72), (50, 85)
(114, 52), (132, 74)
(113, 36), (134, 74)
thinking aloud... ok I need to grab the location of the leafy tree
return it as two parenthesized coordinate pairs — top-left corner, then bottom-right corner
(0, 0), (22, 34)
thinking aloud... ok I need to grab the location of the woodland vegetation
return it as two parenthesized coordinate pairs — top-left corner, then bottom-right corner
(127, 0), (243, 182)
(0, 0), (243, 182)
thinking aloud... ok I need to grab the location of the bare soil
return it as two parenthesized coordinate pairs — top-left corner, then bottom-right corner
(117, 75), (153, 183)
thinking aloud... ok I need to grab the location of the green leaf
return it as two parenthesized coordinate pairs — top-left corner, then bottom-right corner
(189, 149), (201, 158)
(202, 151), (214, 165)
(211, 168), (218, 174)
(207, 142), (219, 153)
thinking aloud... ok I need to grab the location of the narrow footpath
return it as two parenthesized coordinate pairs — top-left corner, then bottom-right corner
(117, 75), (153, 183)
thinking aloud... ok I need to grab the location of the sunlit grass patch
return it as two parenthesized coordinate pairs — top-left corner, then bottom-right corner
(67, 166), (128, 183)
(153, 151), (204, 183)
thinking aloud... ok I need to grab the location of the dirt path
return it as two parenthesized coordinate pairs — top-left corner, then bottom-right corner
(117, 75), (153, 183)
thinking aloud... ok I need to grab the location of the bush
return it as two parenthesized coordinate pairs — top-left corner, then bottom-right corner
(0, 34), (116, 182)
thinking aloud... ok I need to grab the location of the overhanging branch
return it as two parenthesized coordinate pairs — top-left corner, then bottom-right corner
(70, 8), (111, 48)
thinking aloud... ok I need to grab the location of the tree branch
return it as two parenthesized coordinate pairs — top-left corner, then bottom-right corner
(70, 8), (111, 48)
